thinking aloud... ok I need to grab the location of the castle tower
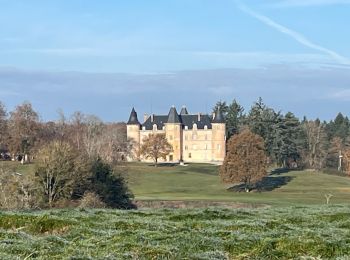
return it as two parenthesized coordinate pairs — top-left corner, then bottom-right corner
(164, 106), (182, 162)
(211, 109), (226, 161)
(126, 107), (141, 160)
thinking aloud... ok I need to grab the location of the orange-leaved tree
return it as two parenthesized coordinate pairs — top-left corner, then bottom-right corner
(140, 133), (172, 166)
(220, 129), (267, 192)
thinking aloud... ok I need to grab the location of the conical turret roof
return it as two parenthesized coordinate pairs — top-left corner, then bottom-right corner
(127, 107), (140, 125)
(167, 106), (181, 123)
(212, 109), (225, 123)
(180, 106), (189, 115)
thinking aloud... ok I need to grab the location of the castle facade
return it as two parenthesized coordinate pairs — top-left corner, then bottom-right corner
(127, 106), (226, 163)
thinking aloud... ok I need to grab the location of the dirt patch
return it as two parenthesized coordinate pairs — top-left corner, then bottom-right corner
(134, 200), (269, 209)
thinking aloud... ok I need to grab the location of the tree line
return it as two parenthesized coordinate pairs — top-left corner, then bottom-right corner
(214, 98), (350, 174)
(0, 101), (134, 210)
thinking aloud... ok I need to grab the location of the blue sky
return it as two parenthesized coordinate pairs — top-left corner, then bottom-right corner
(0, 0), (349, 121)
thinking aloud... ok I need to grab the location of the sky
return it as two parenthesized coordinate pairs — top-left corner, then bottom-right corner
(0, 0), (349, 122)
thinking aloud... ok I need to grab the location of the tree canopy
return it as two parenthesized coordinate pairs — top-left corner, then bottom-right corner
(220, 130), (267, 192)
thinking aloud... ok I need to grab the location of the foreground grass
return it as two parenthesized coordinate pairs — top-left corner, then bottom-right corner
(1, 205), (350, 259)
(127, 163), (350, 205)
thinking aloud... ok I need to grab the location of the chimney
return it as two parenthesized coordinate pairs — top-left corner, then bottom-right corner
(198, 113), (201, 121)
(212, 112), (215, 120)
(151, 114), (154, 122)
(144, 114), (149, 123)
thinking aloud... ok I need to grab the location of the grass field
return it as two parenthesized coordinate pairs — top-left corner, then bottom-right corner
(1, 205), (350, 259)
(127, 163), (350, 206)
(2, 161), (350, 206)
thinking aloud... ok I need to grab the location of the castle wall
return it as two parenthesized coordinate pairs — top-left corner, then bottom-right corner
(211, 123), (226, 161)
(127, 113), (226, 163)
(182, 129), (213, 162)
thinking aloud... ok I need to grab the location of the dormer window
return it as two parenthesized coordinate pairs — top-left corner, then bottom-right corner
(142, 126), (146, 130)
(193, 123), (197, 130)
(185, 125), (188, 130)
(204, 125), (208, 130)
(153, 124), (157, 131)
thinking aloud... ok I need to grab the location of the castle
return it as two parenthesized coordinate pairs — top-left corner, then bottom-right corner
(127, 106), (226, 163)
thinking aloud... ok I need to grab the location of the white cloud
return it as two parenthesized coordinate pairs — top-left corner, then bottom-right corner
(329, 89), (350, 100)
(238, 3), (350, 65)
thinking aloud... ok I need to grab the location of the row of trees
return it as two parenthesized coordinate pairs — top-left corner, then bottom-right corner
(0, 101), (130, 163)
(0, 101), (134, 210)
(214, 98), (350, 173)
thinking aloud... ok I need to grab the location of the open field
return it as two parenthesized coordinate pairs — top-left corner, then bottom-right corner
(2, 161), (350, 206)
(1, 205), (350, 259)
(127, 163), (350, 206)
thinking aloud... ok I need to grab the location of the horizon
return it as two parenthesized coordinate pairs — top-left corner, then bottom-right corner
(0, 0), (349, 121)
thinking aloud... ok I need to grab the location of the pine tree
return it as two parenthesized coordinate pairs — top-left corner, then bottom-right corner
(226, 99), (244, 139)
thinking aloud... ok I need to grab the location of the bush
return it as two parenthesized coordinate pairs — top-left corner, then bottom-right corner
(79, 192), (106, 209)
(0, 165), (38, 210)
(88, 158), (135, 209)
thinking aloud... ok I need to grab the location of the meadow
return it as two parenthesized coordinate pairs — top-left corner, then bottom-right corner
(1, 205), (350, 259)
(127, 163), (350, 206)
(2, 162), (350, 259)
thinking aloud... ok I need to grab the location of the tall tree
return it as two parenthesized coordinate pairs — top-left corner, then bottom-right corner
(8, 102), (39, 158)
(302, 119), (328, 170)
(220, 129), (267, 192)
(226, 99), (244, 139)
(0, 101), (8, 152)
(247, 97), (278, 159)
(140, 133), (172, 166)
(272, 112), (303, 167)
(212, 101), (229, 115)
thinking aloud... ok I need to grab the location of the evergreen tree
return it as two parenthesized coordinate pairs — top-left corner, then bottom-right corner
(226, 99), (244, 139)
(272, 112), (302, 167)
(247, 97), (278, 160)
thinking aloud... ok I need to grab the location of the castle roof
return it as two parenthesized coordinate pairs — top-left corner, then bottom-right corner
(212, 109), (225, 123)
(180, 106), (189, 115)
(167, 106), (181, 123)
(127, 107), (140, 125)
(140, 106), (223, 130)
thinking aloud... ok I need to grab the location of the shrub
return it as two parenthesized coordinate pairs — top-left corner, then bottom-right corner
(88, 158), (135, 209)
(79, 192), (106, 209)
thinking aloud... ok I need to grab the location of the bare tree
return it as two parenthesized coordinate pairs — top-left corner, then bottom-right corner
(8, 101), (39, 160)
(35, 141), (89, 207)
(303, 120), (328, 170)
(140, 133), (172, 166)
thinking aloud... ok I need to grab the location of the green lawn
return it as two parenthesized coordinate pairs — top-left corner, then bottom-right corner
(1, 205), (350, 259)
(126, 162), (350, 206)
(2, 161), (350, 206)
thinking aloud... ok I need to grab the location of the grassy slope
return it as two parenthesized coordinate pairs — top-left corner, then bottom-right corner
(127, 163), (350, 205)
(1, 205), (350, 259)
(2, 161), (350, 205)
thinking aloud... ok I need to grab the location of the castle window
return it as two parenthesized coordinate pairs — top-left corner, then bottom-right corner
(217, 144), (221, 151)
(192, 134), (197, 140)
(205, 134), (208, 140)
(169, 135), (173, 141)
(188, 153), (192, 158)
(205, 144), (208, 150)
(185, 135), (188, 141)
(185, 145), (188, 150)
